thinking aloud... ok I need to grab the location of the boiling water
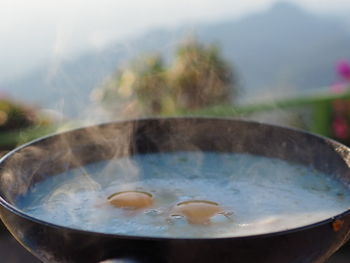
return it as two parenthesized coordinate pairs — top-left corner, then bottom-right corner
(17, 152), (350, 238)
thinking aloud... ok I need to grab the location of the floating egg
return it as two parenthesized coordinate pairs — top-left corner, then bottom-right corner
(107, 191), (153, 209)
(171, 200), (225, 225)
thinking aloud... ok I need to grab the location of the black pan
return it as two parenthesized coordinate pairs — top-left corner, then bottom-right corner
(1, 118), (350, 263)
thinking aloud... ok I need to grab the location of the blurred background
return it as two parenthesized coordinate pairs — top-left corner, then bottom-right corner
(1, 0), (350, 262)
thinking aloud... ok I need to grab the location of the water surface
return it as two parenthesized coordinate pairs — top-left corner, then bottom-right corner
(17, 152), (350, 238)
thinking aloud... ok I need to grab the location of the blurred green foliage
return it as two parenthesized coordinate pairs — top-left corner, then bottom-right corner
(0, 99), (34, 131)
(92, 38), (237, 117)
(0, 98), (52, 131)
(0, 98), (53, 151)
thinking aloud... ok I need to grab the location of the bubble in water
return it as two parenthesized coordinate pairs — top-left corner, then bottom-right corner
(144, 209), (161, 216)
(168, 215), (187, 226)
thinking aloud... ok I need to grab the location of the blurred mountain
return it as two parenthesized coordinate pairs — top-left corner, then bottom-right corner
(2, 2), (350, 117)
(197, 2), (350, 101)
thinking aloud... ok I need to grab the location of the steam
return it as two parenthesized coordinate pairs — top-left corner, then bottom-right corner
(0, 121), (137, 203)
(0, 117), (216, 208)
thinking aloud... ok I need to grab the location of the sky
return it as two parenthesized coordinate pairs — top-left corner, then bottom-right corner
(0, 0), (349, 83)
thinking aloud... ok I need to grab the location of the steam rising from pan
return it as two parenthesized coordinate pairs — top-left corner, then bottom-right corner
(1, 118), (350, 263)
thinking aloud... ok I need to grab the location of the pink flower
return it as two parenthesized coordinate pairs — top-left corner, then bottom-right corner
(330, 82), (347, 94)
(332, 116), (349, 139)
(336, 60), (350, 81)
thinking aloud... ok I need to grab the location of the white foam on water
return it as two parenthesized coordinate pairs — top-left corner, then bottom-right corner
(16, 152), (350, 238)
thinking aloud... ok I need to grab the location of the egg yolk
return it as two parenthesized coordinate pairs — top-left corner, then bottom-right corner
(108, 191), (153, 209)
(171, 200), (224, 225)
